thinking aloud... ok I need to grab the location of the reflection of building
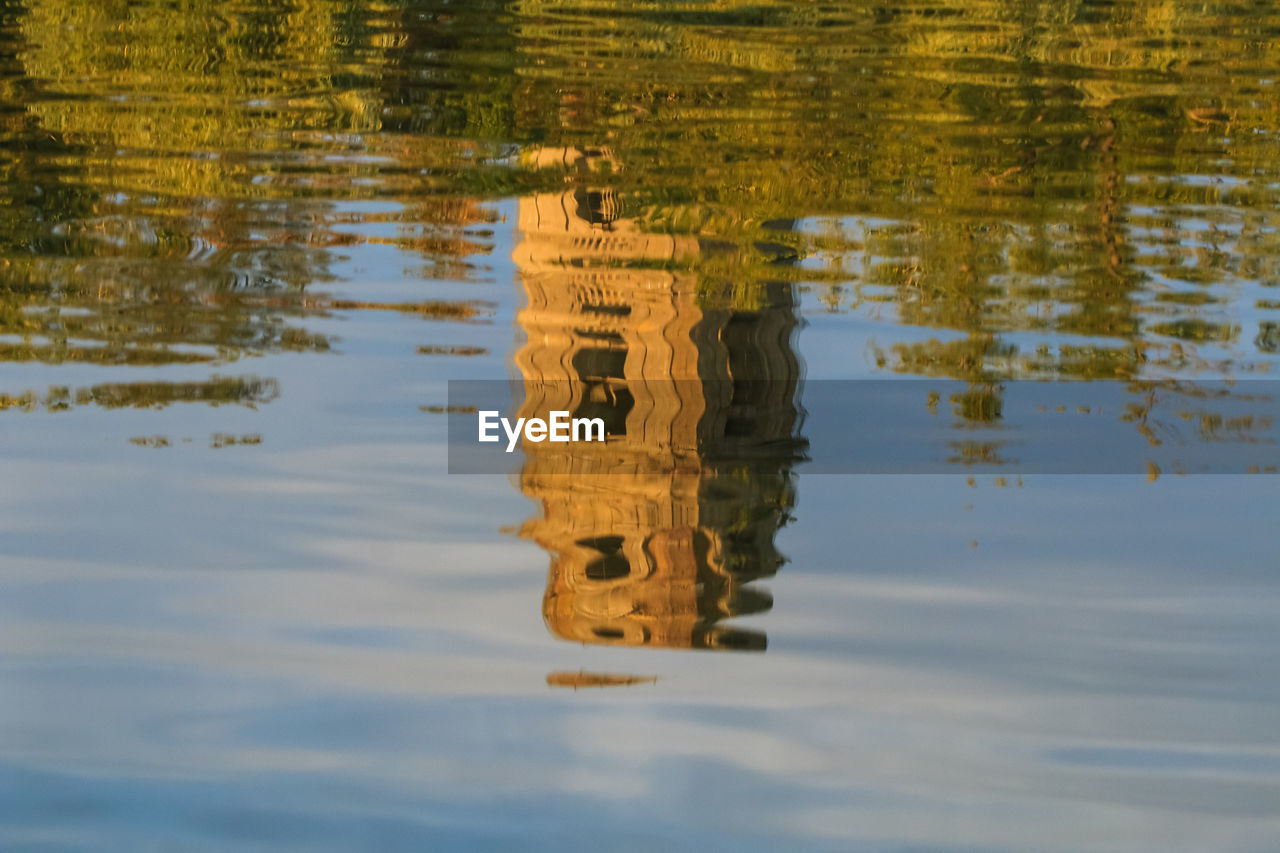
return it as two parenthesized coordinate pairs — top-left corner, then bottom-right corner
(514, 149), (806, 651)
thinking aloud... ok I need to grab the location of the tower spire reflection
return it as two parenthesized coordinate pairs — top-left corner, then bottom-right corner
(513, 148), (807, 651)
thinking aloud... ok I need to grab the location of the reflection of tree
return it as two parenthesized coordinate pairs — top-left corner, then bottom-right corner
(1120, 382), (1277, 448)
(3, 0), (1280, 407)
(506, 0), (1280, 378)
(1, 0), (499, 408)
(513, 150), (806, 651)
(0, 376), (279, 412)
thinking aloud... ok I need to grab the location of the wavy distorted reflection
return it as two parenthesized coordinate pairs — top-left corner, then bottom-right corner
(512, 148), (807, 652)
(6, 0), (1280, 407)
(1, 0), (502, 411)
(0, 2), (1279, 850)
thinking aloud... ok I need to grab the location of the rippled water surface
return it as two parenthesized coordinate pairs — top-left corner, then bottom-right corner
(2, 2), (1279, 850)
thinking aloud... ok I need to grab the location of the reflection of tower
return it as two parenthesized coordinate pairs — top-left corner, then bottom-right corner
(514, 148), (806, 652)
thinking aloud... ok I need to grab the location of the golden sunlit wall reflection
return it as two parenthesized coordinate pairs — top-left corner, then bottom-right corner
(513, 148), (806, 651)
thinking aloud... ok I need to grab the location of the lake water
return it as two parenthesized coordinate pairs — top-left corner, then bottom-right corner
(1, 2), (1279, 850)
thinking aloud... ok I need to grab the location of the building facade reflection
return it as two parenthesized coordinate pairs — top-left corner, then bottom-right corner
(513, 149), (807, 652)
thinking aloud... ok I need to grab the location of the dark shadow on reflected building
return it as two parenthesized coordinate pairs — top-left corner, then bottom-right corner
(513, 148), (807, 652)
